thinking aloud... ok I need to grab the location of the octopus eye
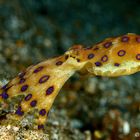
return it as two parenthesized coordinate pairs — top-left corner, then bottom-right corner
(56, 61), (63, 66)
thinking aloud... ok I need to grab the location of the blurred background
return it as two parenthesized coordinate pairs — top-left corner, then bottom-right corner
(0, 0), (140, 139)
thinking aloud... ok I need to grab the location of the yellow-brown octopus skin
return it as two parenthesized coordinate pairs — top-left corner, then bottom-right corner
(0, 33), (140, 130)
